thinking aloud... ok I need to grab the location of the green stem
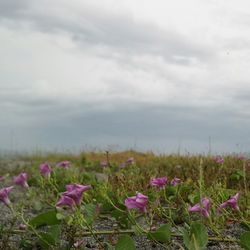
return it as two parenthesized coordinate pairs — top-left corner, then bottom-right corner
(8, 228), (240, 243)
(9, 206), (53, 248)
(243, 161), (248, 207)
(82, 218), (103, 247)
(105, 195), (126, 213)
(127, 211), (147, 234)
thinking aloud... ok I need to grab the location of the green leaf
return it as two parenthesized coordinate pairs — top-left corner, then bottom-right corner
(148, 224), (171, 243)
(49, 224), (61, 241)
(236, 170), (244, 177)
(240, 231), (250, 250)
(19, 239), (34, 250)
(37, 225), (61, 249)
(183, 222), (208, 250)
(230, 170), (244, 181)
(29, 210), (61, 228)
(101, 200), (114, 212)
(56, 213), (65, 220)
(115, 235), (136, 250)
(37, 232), (55, 249)
(165, 186), (176, 197)
(65, 215), (73, 225)
(188, 193), (200, 204)
(111, 209), (130, 229)
(182, 227), (190, 249)
(240, 222), (250, 231)
(84, 203), (97, 225)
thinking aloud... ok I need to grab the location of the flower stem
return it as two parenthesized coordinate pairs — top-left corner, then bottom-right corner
(8, 228), (240, 243)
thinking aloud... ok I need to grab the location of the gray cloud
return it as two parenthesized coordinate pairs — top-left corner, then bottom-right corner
(0, 0), (213, 65)
(0, 0), (30, 16)
(1, 104), (250, 154)
(0, 0), (250, 154)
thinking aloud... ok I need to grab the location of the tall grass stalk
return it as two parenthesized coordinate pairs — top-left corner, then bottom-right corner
(199, 158), (205, 221)
(243, 161), (248, 208)
(199, 158), (204, 201)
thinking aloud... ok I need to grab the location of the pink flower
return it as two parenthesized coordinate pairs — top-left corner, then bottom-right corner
(66, 184), (91, 193)
(100, 160), (108, 168)
(218, 193), (240, 213)
(170, 177), (181, 187)
(214, 156), (224, 164)
(238, 155), (245, 160)
(56, 195), (75, 208)
(119, 158), (135, 168)
(40, 163), (52, 178)
(13, 173), (29, 188)
(0, 176), (5, 182)
(188, 198), (210, 218)
(150, 177), (167, 189)
(0, 186), (13, 206)
(64, 184), (91, 205)
(126, 157), (135, 166)
(56, 184), (91, 208)
(57, 161), (70, 168)
(125, 193), (148, 213)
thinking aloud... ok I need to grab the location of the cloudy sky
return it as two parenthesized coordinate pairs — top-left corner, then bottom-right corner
(1, 0), (250, 154)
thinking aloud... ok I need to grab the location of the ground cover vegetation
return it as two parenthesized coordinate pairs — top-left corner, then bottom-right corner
(0, 150), (250, 249)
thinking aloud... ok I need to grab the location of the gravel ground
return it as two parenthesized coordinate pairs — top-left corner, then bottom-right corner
(6, 218), (245, 249)
(80, 219), (244, 250)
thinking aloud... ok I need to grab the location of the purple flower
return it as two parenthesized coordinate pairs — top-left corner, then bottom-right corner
(100, 160), (108, 168)
(63, 185), (91, 206)
(56, 184), (91, 208)
(13, 173), (29, 188)
(150, 177), (167, 189)
(57, 161), (70, 168)
(188, 198), (210, 218)
(56, 195), (75, 208)
(66, 184), (91, 193)
(0, 176), (5, 182)
(238, 155), (245, 160)
(170, 177), (181, 187)
(126, 157), (135, 166)
(125, 193), (148, 213)
(0, 186), (13, 206)
(119, 158), (135, 168)
(214, 156), (224, 164)
(40, 163), (52, 178)
(218, 193), (240, 213)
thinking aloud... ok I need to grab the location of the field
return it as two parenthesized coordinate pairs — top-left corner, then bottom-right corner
(0, 150), (250, 249)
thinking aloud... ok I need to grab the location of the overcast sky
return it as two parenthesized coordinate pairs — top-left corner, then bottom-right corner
(1, 0), (250, 154)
